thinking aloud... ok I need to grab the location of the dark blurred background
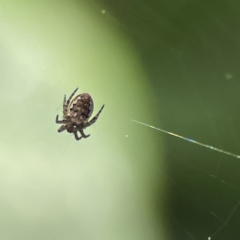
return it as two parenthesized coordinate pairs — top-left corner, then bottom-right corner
(98, 0), (240, 239)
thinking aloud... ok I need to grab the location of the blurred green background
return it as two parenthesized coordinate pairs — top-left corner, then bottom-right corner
(99, 1), (240, 240)
(0, 1), (165, 240)
(1, 0), (240, 240)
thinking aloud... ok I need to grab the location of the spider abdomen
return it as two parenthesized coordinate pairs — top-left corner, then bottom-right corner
(68, 93), (94, 122)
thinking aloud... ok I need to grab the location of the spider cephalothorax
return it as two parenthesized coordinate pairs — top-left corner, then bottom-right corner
(56, 88), (104, 140)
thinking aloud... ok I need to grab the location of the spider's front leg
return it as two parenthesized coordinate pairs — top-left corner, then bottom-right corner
(85, 104), (105, 128)
(63, 88), (78, 115)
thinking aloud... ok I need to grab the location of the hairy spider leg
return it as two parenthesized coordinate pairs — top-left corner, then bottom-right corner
(67, 88), (78, 104)
(132, 119), (240, 159)
(63, 94), (67, 115)
(85, 104), (105, 128)
(63, 87), (78, 115)
(78, 128), (90, 138)
(55, 115), (68, 124)
(73, 128), (82, 141)
(57, 123), (72, 133)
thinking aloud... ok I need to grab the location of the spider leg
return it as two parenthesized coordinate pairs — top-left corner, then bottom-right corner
(63, 94), (67, 115)
(56, 115), (67, 124)
(85, 104), (105, 128)
(79, 128), (90, 138)
(57, 125), (68, 133)
(63, 88), (78, 115)
(67, 88), (78, 105)
(73, 128), (82, 141)
(63, 94), (66, 106)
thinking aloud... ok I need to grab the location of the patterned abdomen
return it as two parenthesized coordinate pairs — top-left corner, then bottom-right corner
(68, 93), (94, 122)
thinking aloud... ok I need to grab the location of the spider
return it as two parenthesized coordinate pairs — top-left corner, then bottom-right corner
(56, 88), (104, 141)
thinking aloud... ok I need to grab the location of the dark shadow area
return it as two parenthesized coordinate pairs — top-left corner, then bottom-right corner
(95, 0), (240, 239)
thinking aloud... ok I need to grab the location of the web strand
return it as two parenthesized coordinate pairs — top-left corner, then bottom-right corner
(132, 119), (240, 159)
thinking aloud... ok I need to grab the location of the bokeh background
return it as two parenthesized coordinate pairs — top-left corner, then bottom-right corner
(1, 0), (240, 240)
(0, 1), (166, 240)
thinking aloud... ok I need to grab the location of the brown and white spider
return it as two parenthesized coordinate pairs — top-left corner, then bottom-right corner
(56, 88), (104, 141)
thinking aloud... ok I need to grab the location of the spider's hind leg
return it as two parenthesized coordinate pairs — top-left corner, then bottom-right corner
(57, 125), (68, 133)
(73, 128), (82, 141)
(79, 129), (90, 138)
